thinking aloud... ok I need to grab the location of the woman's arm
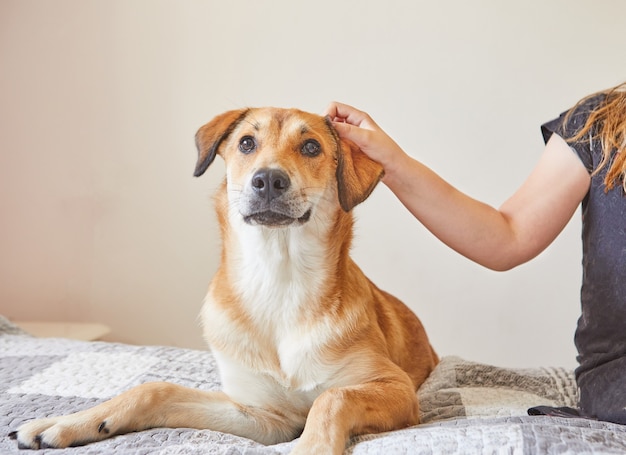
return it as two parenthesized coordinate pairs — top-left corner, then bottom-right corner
(326, 102), (591, 271)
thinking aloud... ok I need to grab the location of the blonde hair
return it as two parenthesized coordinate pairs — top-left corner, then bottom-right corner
(565, 81), (626, 192)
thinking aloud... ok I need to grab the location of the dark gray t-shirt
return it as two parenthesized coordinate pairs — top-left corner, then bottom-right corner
(542, 95), (626, 422)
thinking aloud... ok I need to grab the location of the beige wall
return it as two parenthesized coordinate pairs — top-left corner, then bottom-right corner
(1, 0), (624, 366)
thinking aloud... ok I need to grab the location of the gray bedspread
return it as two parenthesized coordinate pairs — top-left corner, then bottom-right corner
(2, 315), (626, 454)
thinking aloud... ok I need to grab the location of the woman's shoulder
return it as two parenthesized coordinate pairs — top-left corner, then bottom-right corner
(542, 93), (606, 143)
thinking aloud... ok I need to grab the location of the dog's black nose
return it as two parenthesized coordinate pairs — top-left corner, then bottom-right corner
(251, 168), (290, 200)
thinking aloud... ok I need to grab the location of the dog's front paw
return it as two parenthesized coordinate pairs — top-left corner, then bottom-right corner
(10, 418), (67, 449)
(10, 414), (103, 450)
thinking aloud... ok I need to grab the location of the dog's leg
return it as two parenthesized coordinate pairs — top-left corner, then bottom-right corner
(12, 382), (301, 449)
(290, 374), (419, 455)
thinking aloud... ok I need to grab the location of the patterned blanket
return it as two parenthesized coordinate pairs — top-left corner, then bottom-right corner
(3, 315), (626, 454)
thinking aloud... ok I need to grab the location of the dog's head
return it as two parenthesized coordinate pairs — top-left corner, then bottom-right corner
(194, 107), (383, 227)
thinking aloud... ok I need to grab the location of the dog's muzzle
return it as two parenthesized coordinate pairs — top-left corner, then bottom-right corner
(241, 168), (312, 227)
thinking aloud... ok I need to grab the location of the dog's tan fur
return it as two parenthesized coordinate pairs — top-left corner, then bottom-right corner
(12, 108), (438, 454)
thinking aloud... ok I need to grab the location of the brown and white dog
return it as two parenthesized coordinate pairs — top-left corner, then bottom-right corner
(12, 108), (438, 454)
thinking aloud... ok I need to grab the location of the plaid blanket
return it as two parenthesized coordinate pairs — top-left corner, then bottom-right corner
(3, 316), (626, 454)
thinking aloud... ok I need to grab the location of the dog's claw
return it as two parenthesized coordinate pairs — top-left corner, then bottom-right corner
(14, 433), (42, 450)
(98, 421), (110, 434)
(40, 440), (55, 449)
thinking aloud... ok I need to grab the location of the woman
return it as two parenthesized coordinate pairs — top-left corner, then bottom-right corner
(325, 81), (626, 423)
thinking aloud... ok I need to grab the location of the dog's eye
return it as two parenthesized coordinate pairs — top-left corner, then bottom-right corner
(301, 139), (321, 157)
(239, 136), (257, 154)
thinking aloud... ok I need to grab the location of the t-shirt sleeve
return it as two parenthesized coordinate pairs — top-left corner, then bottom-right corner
(540, 95), (606, 174)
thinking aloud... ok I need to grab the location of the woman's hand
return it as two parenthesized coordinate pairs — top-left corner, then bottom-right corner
(324, 102), (590, 271)
(324, 102), (408, 177)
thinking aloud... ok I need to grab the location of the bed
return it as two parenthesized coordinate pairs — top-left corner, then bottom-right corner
(3, 315), (626, 454)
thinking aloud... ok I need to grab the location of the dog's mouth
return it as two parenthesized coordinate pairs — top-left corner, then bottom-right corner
(243, 209), (312, 227)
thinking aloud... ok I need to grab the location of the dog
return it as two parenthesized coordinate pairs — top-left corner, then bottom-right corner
(11, 107), (438, 454)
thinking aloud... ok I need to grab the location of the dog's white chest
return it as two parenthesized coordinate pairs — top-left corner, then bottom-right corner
(232, 223), (329, 316)
(203, 224), (340, 393)
(275, 318), (340, 390)
(203, 303), (340, 409)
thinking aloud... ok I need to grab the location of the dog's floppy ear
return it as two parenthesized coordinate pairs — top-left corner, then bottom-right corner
(336, 138), (385, 212)
(194, 109), (249, 177)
